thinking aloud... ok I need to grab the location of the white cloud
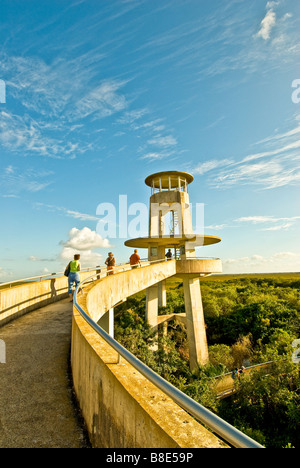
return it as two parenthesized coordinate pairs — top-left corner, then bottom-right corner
(61, 227), (111, 251)
(0, 267), (13, 281)
(60, 247), (103, 266)
(3, 53), (108, 119)
(0, 52), (132, 159)
(0, 165), (53, 196)
(236, 215), (300, 224)
(140, 151), (173, 161)
(28, 255), (56, 262)
(256, 7), (277, 40)
(261, 223), (293, 231)
(251, 254), (264, 261)
(205, 224), (228, 230)
(195, 157), (293, 189)
(194, 159), (234, 176)
(65, 210), (100, 222)
(35, 203), (100, 222)
(236, 216), (276, 224)
(241, 138), (300, 164)
(194, 118), (300, 191)
(273, 251), (298, 259)
(0, 111), (81, 159)
(223, 251), (300, 274)
(5, 165), (14, 174)
(71, 80), (128, 120)
(254, 126), (300, 146)
(59, 227), (112, 268)
(213, 160), (290, 189)
(28, 228), (109, 270)
(266, 1), (279, 9)
(117, 108), (149, 125)
(147, 135), (177, 147)
(29, 256), (40, 262)
(233, 215), (300, 233)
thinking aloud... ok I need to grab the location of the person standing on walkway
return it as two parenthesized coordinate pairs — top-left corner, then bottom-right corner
(105, 252), (115, 276)
(165, 249), (173, 260)
(130, 249), (141, 269)
(68, 254), (81, 302)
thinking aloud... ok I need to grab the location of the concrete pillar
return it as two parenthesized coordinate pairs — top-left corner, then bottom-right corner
(146, 285), (158, 327)
(96, 267), (101, 280)
(183, 277), (209, 371)
(98, 308), (114, 338)
(147, 243), (165, 324)
(0, 339), (6, 364)
(158, 320), (169, 356)
(158, 280), (167, 308)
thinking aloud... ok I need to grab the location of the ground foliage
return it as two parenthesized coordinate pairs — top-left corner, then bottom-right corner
(114, 274), (300, 448)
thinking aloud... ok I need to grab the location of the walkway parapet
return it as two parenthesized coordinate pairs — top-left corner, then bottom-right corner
(72, 262), (264, 449)
(0, 267), (100, 327)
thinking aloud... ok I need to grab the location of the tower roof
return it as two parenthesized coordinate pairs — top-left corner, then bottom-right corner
(145, 171), (194, 189)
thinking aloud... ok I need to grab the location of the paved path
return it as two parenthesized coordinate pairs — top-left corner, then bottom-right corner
(0, 299), (90, 448)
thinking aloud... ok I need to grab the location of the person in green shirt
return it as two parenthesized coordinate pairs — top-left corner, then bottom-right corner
(68, 254), (81, 301)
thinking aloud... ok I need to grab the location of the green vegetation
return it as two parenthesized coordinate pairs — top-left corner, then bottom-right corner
(114, 274), (300, 448)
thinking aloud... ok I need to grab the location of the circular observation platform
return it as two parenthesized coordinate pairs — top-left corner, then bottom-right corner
(176, 257), (222, 275)
(124, 234), (221, 249)
(145, 171), (194, 194)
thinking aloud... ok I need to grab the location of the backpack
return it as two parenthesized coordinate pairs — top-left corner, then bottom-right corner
(64, 263), (71, 277)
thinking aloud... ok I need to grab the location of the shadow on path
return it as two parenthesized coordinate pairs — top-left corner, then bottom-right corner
(0, 299), (90, 448)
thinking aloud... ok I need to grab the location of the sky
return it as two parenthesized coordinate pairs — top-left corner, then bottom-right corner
(0, 0), (299, 281)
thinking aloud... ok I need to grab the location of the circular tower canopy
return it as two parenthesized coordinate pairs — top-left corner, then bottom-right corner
(145, 171), (194, 191)
(124, 234), (221, 249)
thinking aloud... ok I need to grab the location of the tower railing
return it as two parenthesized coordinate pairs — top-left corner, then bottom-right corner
(73, 260), (264, 449)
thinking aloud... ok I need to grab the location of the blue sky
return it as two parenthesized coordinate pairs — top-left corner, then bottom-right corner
(0, 0), (299, 281)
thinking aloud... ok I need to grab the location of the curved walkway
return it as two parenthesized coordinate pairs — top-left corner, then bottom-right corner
(0, 299), (90, 448)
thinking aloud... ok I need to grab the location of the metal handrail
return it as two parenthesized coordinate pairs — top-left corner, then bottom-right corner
(73, 260), (264, 449)
(214, 361), (274, 380)
(0, 257), (221, 289)
(0, 258), (166, 289)
(0, 266), (102, 289)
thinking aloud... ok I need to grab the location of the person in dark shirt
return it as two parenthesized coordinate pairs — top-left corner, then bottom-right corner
(105, 252), (115, 275)
(165, 249), (173, 260)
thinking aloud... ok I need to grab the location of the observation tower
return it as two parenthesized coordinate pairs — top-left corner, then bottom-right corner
(125, 171), (222, 370)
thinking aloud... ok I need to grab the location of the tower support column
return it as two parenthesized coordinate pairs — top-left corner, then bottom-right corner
(183, 276), (209, 371)
(98, 308), (114, 338)
(146, 284), (159, 327)
(158, 280), (167, 308)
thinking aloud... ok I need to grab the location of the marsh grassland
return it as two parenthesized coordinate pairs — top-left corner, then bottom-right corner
(115, 273), (300, 448)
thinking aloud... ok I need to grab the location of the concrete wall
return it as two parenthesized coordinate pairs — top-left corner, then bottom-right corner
(0, 263), (229, 447)
(176, 258), (222, 275)
(86, 261), (177, 323)
(0, 271), (95, 327)
(71, 263), (228, 448)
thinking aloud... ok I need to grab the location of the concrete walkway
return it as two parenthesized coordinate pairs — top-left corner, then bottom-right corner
(0, 299), (90, 448)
